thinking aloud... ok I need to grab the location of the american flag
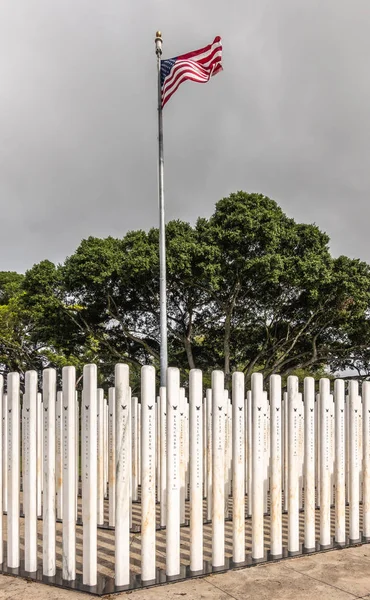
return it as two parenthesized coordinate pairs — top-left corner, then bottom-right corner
(160, 36), (222, 108)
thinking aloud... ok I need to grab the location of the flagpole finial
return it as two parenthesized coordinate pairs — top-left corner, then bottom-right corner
(155, 31), (162, 56)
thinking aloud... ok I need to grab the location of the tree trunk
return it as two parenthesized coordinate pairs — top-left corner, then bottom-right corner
(224, 309), (232, 389)
(223, 282), (241, 389)
(184, 313), (196, 370)
(184, 336), (196, 370)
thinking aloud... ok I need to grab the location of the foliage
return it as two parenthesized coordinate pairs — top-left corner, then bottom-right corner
(2, 191), (370, 387)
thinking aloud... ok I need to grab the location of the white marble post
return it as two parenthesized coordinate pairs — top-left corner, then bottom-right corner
(189, 369), (203, 573)
(304, 377), (315, 552)
(316, 393), (321, 508)
(97, 388), (104, 525)
(298, 395), (304, 510)
(226, 394), (232, 501)
(247, 390), (252, 517)
(24, 371), (37, 573)
(263, 391), (269, 514)
(156, 398), (161, 502)
(108, 387), (116, 527)
(252, 373), (264, 560)
(56, 391), (63, 520)
(43, 368), (57, 576)
(160, 387), (167, 528)
(37, 391), (43, 517)
(330, 395), (335, 506)
(212, 371), (225, 568)
(104, 398), (108, 499)
(345, 394), (349, 504)
(283, 391), (289, 513)
(159, 387), (167, 527)
(244, 390), (248, 497)
(82, 365), (97, 586)
(319, 378), (331, 548)
(185, 400), (190, 501)
(349, 380), (360, 542)
(357, 395), (363, 503)
(21, 397), (24, 498)
(287, 376), (300, 555)
(128, 387), (132, 531)
(62, 366), (76, 581)
(281, 394), (284, 503)
(7, 373), (20, 568)
(363, 381), (370, 540)
(0, 376), (2, 565)
(206, 388), (212, 521)
(141, 366), (156, 583)
(232, 372), (245, 564)
(224, 390), (230, 516)
(75, 393), (79, 513)
(138, 403), (141, 487)
(2, 393), (7, 514)
(203, 398), (207, 502)
(131, 396), (138, 502)
(334, 379), (346, 545)
(166, 367), (181, 577)
(115, 364), (131, 587)
(270, 374), (282, 558)
(179, 387), (186, 525)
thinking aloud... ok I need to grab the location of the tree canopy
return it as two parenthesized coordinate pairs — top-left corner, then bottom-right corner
(2, 191), (370, 388)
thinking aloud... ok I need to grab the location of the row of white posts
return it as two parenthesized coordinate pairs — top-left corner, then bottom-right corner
(0, 366), (369, 590)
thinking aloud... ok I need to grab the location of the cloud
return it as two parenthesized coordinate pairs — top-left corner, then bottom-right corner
(0, 0), (369, 271)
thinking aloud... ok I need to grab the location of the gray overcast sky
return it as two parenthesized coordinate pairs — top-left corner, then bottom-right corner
(1, 0), (370, 273)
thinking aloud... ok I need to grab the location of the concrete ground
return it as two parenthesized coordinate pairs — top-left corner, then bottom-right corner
(3, 545), (370, 600)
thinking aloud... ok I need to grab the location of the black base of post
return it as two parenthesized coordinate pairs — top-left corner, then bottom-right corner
(288, 543), (302, 557)
(319, 543), (333, 551)
(333, 540), (347, 548)
(4, 530), (370, 597)
(141, 578), (157, 586)
(211, 564), (227, 573)
(188, 568), (204, 576)
(302, 546), (316, 554)
(349, 537), (362, 545)
(251, 555), (267, 564)
(267, 552), (283, 560)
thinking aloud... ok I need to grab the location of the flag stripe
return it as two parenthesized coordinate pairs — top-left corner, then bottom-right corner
(162, 57), (221, 100)
(161, 36), (222, 107)
(163, 47), (222, 92)
(176, 35), (222, 62)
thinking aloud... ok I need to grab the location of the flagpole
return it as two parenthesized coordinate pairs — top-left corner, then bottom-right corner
(155, 31), (168, 388)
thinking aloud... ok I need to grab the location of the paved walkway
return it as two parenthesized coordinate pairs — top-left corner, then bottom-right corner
(2, 545), (370, 600)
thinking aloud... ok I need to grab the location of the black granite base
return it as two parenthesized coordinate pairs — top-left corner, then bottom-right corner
(1, 533), (370, 596)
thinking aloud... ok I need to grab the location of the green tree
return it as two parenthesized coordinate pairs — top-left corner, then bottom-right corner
(12, 191), (370, 386)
